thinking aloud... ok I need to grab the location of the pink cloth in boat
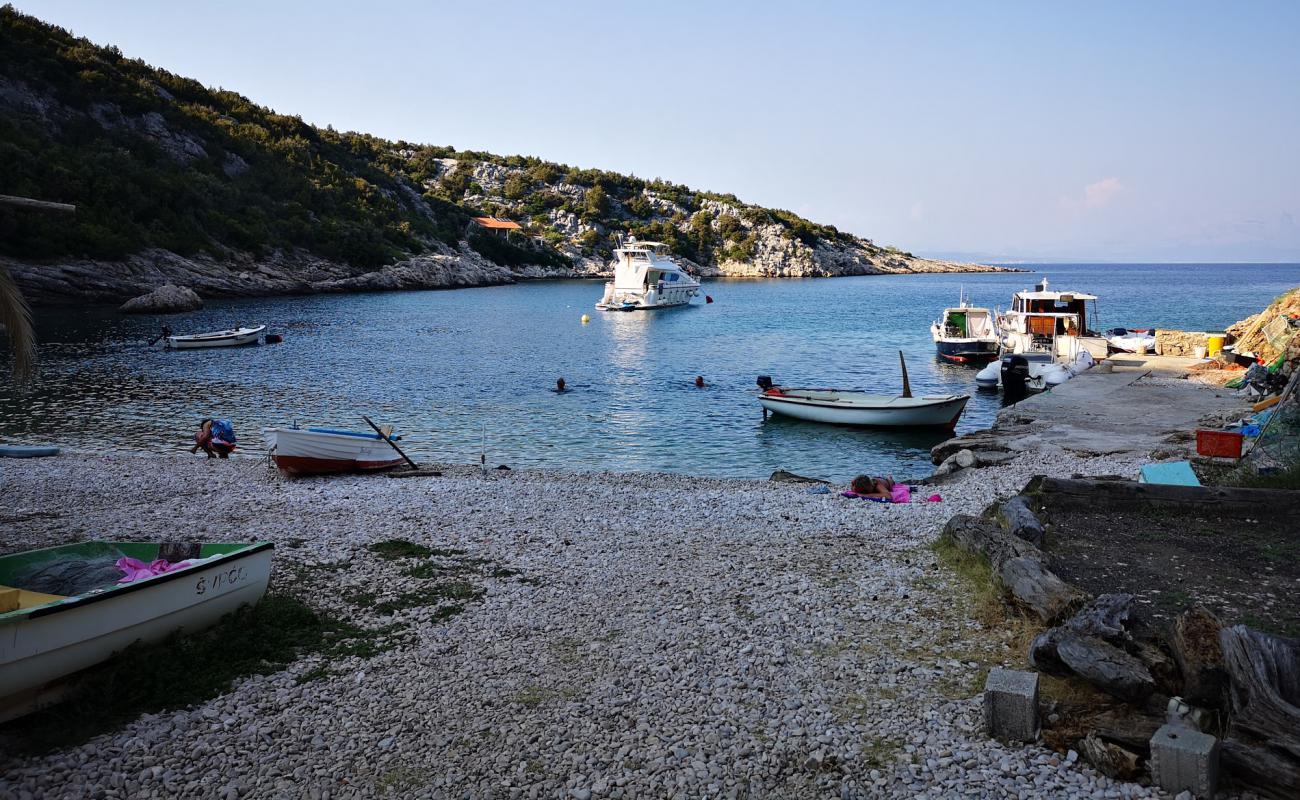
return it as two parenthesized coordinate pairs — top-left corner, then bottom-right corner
(116, 557), (193, 584)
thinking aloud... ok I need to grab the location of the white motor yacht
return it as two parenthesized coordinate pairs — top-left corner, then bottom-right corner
(596, 241), (700, 311)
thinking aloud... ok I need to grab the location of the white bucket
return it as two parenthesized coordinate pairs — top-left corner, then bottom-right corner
(1193, 345), (1207, 359)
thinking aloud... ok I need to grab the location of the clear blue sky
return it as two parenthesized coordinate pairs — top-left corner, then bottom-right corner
(14, 0), (1300, 262)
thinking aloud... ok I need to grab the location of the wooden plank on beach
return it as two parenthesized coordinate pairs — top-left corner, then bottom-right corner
(1026, 476), (1300, 518)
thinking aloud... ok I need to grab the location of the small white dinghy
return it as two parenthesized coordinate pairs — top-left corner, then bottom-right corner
(165, 325), (265, 349)
(756, 352), (969, 430)
(265, 425), (406, 476)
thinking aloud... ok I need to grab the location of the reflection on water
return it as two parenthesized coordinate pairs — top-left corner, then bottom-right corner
(2, 264), (1298, 480)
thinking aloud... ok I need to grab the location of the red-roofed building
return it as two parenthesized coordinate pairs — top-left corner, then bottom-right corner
(471, 216), (523, 239)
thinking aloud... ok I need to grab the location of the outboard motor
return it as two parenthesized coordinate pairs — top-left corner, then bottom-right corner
(1001, 355), (1030, 402)
(756, 375), (774, 391)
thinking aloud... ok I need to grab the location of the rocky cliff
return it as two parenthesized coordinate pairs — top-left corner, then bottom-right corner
(0, 7), (1005, 306)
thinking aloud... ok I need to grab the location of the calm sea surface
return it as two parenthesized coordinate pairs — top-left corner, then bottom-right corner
(2, 263), (1298, 480)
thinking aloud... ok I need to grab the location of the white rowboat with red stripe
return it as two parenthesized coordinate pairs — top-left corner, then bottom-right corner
(265, 427), (405, 476)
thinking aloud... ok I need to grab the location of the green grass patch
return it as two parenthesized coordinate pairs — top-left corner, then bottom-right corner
(368, 539), (436, 559)
(1, 594), (398, 755)
(370, 583), (485, 615)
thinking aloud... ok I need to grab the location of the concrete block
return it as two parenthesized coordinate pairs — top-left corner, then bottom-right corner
(1150, 723), (1219, 798)
(983, 667), (1039, 741)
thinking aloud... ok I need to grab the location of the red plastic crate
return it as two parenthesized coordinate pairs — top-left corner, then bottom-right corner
(1196, 429), (1243, 459)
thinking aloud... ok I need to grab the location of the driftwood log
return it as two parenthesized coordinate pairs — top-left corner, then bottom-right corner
(1218, 626), (1300, 798)
(1030, 595), (1161, 703)
(1079, 732), (1143, 780)
(1056, 636), (1156, 703)
(997, 496), (1045, 546)
(941, 514), (1085, 623)
(1024, 475), (1300, 522)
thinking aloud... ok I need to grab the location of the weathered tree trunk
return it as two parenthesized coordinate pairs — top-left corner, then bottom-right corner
(1220, 626), (1300, 758)
(1170, 606), (1228, 707)
(1217, 626), (1300, 798)
(1221, 738), (1300, 800)
(941, 514), (1085, 623)
(997, 495), (1045, 546)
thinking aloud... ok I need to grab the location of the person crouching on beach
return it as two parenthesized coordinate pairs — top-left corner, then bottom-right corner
(191, 418), (235, 459)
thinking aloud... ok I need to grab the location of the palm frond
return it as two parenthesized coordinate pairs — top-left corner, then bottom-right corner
(0, 266), (36, 383)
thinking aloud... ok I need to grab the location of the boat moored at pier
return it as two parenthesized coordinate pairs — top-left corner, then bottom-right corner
(998, 278), (1108, 361)
(931, 294), (1001, 364)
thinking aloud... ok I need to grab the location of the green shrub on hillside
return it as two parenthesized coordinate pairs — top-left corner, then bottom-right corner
(0, 6), (873, 274)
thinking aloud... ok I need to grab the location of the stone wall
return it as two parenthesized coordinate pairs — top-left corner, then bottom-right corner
(1154, 329), (1216, 356)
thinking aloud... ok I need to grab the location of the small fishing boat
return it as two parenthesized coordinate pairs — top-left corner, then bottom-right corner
(596, 240), (700, 310)
(164, 325), (265, 349)
(266, 426), (405, 476)
(756, 353), (969, 430)
(931, 293), (1000, 364)
(1, 540), (273, 721)
(758, 387), (969, 429)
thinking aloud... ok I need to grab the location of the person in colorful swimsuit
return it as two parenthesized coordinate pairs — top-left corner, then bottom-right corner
(191, 418), (235, 458)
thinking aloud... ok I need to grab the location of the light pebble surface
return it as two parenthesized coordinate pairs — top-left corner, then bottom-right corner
(0, 450), (1175, 799)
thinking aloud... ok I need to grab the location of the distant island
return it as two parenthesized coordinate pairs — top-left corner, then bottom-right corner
(0, 7), (1006, 306)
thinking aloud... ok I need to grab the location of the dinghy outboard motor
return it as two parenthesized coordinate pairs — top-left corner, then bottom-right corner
(756, 375), (774, 391)
(1001, 355), (1030, 401)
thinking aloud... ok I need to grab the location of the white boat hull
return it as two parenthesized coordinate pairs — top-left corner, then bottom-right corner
(267, 427), (405, 475)
(0, 546), (273, 720)
(759, 390), (969, 429)
(166, 325), (265, 349)
(596, 282), (700, 310)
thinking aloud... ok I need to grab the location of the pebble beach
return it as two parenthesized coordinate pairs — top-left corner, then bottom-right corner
(0, 448), (1177, 800)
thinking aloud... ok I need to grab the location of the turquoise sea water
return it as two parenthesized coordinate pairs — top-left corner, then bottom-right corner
(2, 263), (1298, 480)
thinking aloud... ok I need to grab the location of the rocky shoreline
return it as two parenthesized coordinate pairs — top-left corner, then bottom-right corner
(0, 448), (1174, 800)
(4, 244), (1008, 307)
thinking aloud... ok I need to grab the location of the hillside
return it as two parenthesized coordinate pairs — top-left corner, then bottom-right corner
(0, 6), (1000, 305)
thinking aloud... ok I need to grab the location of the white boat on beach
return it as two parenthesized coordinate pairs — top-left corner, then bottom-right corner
(0, 541), (273, 721)
(265, 426), (405, 476)
(165, 325), (265, 349)
(596, 240), (700, 311)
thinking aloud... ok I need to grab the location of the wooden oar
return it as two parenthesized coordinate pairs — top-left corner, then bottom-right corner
(899, 350), (913, 398)
(361, 415), (420, 470)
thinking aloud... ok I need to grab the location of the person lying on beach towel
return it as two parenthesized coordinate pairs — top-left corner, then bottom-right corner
(843, 475), (940, 503)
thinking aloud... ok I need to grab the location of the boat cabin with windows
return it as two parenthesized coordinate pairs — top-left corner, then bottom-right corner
(999, 278), (1109, 359)
(597, 240), (701, 311)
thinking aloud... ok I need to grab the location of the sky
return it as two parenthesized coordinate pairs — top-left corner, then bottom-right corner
(13, 0), (1300, 262)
